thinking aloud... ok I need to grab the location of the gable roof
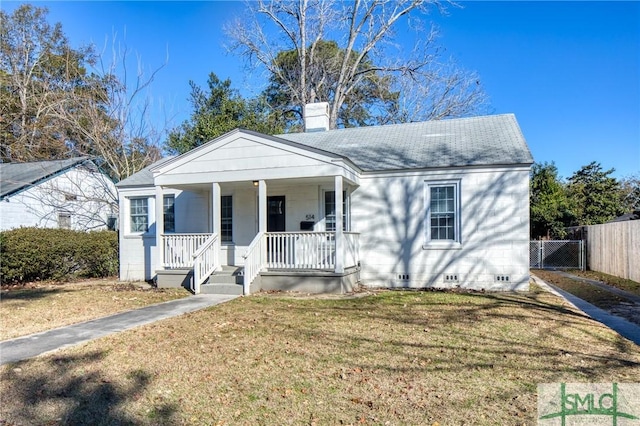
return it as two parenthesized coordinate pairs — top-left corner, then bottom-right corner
(116, 157), (175, 188)
(278, 114), (533, 172)
(0, 157), (94, 199)
(118, 113), (533, 187)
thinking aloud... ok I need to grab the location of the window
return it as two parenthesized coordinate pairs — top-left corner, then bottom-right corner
(325, 191), (348, 232)
(425, 181), (461, 246)
(130, 198), (148, 233)
(163, 195), (175, 233)
(58, 212), (72, 229)
(221, 195), (232, 242)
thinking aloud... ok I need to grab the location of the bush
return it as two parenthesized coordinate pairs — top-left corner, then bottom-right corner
(0, 228), (118, 284)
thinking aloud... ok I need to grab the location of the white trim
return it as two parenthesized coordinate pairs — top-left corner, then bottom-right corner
(128, 196), (153, 236)
(423, 179), (462, 249)
(321, 188), (350, 232)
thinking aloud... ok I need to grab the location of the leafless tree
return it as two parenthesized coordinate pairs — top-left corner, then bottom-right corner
(226, 0), (488, 129)
(53, 33), (167, 182)
(1, 5), (165, 184)
(0, 5), (95, 161)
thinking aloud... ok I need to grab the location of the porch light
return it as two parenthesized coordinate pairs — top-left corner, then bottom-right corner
(253, 180), (259, 187)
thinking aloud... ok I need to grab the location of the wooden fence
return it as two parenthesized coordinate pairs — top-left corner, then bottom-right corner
(582, 221), (640, 282)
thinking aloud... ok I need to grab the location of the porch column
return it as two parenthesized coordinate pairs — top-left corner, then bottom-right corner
(155, 186), (164, 268)
(335, 175), (344, 273)
(258, 180), (267, 233)
(211, 182), (221, 235)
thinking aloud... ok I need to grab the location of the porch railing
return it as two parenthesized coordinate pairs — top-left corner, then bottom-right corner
(193, 233), (220, 294)
(242, 232), (266, 295)
(162, 233), (211, 268)
(264, 232), (360, 270)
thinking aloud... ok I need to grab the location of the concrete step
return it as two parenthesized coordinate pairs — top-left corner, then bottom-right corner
(207, 266), (243, 284)
(200, 283), (244, 295)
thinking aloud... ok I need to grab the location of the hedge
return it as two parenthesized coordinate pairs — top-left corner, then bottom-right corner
(0, 228), (118, 284)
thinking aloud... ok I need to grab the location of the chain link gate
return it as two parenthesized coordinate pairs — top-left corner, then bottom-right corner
(530, 240), (584, 270)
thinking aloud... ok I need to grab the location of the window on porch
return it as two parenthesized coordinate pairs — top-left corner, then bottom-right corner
(163, 195), (175, 233)
(221, 195), (232, 242)
(325, 190), (348, 232)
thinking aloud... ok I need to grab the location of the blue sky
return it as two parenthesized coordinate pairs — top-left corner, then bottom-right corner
(4, 1), (639, 179)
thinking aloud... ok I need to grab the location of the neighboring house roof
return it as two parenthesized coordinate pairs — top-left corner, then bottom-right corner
(0, 157), (94, 199)
(116, 157), (175, 188)
(119, 114), (533, 187)
(278, 114), (533, 172)
(609, 211), (640, 222)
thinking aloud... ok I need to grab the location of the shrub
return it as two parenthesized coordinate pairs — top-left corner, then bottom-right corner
(0, 228), (118, 284)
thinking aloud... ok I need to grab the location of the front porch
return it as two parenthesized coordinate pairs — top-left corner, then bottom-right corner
(157, 231), (360, 294)
(144, 130), (362, 294)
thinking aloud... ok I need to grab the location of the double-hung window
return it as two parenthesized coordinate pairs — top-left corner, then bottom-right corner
(221, 195), (233, 243)
(130, 198), (148, 233)
(163, 195), (175, 233)
(424, 180), (461, 247)
(325, 190), (348, 232)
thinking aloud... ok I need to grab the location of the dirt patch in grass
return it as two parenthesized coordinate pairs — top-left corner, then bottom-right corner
(0, 279), (189, 340)
(1, 286), (638, 425)
(567, 270), (640, 297)
(532, 270), (640, 326)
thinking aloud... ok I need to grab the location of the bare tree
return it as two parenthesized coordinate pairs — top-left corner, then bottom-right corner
(1, 5), (165, 183)
(54, 33), (166, 182)
(0, 4), (96, 161)
(226, 0), (488, 130)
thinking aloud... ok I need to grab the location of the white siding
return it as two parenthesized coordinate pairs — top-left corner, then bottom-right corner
(0, 167), (116, 231)
(352, 166), (530, 291)
(119, 187), (157, 281)
(155, 136), (358, 186)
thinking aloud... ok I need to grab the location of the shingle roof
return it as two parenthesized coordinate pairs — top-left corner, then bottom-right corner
(119, 114), (533, 187)
(277, 114), (533, 172)
(116, 157), (175, 188)
(0, 157), (93, 198)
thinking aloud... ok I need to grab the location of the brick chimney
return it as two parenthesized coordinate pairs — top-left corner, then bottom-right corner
(304, 102), (330, 132)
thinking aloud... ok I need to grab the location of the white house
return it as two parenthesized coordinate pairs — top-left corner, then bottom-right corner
(0, 157), (117, 231)
(117, 104), (533, 295)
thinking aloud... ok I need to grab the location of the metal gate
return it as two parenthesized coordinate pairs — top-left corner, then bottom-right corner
(530, 240), (584, 270)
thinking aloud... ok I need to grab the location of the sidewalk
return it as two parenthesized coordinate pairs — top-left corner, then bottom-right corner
(531, 274), (640, 345)
(0, 294), (239, 366)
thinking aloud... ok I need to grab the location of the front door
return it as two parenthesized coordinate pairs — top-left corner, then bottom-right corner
(267, 196), (285, 232)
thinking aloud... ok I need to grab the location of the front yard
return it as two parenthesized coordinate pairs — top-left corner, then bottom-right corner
(0, 279), (189, 340)
(1, 284), (638, 425)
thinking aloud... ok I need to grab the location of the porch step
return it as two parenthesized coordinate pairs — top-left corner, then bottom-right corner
(208, 266), (243, 284)
(200, 283), (244, 295)
(200, 266), (244, 295)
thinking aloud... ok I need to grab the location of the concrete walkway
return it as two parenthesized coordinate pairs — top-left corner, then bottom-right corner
(531, 274), (640, 345)
(0, 294), (239, 366)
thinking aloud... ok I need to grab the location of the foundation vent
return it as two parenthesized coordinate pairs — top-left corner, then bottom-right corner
(443, 274), (459, 283)
(398, 274), (410, 281)
(495, 275), (511, 282)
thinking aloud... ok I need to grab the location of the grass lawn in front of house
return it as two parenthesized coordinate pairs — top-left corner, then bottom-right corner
(0, 279), (190, 340)
(1, 284), (638, 425)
